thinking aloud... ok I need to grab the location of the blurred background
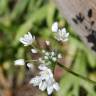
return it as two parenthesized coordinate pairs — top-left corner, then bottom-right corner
(0, 0), (96, 96)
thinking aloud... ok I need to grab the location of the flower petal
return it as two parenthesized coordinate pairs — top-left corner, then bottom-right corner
(58, 54), (62, 58)
(39, 81), (47, 91)
(53, 82), (60, 91)
(27, 63), (34, 69)
(38, 64), (48, 71)
(14, 59), (24, 65)
(31, 49), (38, 53)
(29, 76), (41, 86)
(19, 32), (35, 46)
(45, 40), (50, 46)
(52, 22), (58, 32)
(47, 86), (53, 95)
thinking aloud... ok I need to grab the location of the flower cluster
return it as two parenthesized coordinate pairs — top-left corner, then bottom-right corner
(38, 50), (62, 66)
(29, 64), (60, 95)
(52, 22), (69, 42)
(14, 22), (69, 95)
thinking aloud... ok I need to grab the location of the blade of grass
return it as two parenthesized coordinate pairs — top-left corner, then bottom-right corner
(12, 5), (48, 46)
(11, 0), (29, 20)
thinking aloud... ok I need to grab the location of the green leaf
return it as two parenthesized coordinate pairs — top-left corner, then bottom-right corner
(85, 50), (96, 68)
(56, 74), (73, 96)
(11, 0), (29, 20)
(46, 2), (56, 27)
(0, 0), (8, 15)
(56, 51), (96, 96)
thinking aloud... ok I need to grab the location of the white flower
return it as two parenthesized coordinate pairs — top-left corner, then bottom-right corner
(39, 64), (53, 80)
(29, 76), (42, 86)
(42, 50), (46, 53)
(52, 57), (57, 62)
(27, 63), (34, 69)
(14, 59), (24, 65)
(45, 40), (50, 46)
(45, 52), (49, 56)
(52, 22), (58, 32)
(38, 64), (48, 71)
(31, 48), (38, 53)
(44, 56), (49, 60)
(30, 75), (47, 91)
(51, 51), (55, 56)
(29, 64), (60, 95)
(47, 79), (60, 95)
(39, 80), (47, 91)
(39, 65), (59, 94)
(38, 58), (45, 63)
(58, 54), (62, 59)
(52, 22), (69, 42)
(19, 32), (35, 46)
(55, 28), (69, 42)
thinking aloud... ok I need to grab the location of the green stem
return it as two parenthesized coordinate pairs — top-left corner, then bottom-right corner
(25, 59), (38, 63)
(57, 63), (96, 85)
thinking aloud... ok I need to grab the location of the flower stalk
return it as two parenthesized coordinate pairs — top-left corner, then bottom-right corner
(57, 62), (96, 85)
